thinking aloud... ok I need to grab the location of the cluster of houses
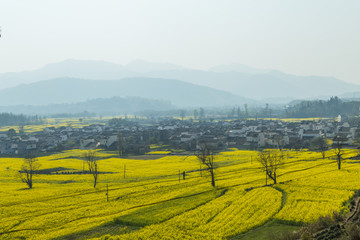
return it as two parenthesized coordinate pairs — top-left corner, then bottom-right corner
(0, 117), (358, 155)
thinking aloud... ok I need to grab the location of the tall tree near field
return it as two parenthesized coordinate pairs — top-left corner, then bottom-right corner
(244, 104), (248, 118)
(310, 136), (330, 159)
(193, 109), (199, 119)
(256, 149), (283, 185)
(199, 108), (205, 119)
(19, 155), (41, 189)
(117, 132), (126, 156)
(333, 135), (347, 170)
(196, 144), (216, 187)
(7, 128), (16, 138)
(19, 124), (25, 135)
(180, 110), (186, 120)
(353, 128), (360, 157)
(230, 107), (235, 118)
(83, 150), (99, 188)
(274, 134), (285, 151)
(265, 103), (270, 117)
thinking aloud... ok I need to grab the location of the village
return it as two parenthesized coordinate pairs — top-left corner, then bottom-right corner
(0, 116), (358, 155)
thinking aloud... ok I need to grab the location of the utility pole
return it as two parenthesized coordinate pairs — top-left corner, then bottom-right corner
(265, 170), (268, 186)
(106, 184), (109, 202)
(124, 164), (126, 179)
(200, 164), (202, 177)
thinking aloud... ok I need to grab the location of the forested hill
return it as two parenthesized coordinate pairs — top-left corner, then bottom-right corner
(0, 113), (44, 127)
(0, 97), (175, 116)
(286, 97), (360, 117)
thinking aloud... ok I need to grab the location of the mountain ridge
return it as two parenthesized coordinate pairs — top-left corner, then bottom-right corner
(0, 77), (255, 107)
(0, 96), (175, 116)
(0, 59), (359, 101)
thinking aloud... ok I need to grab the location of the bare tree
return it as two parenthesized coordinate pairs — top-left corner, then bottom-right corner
(83, 150), (99, 188)
(19, 124), (25, 135)
(19, 155), (41, 189)
(310, 136), (330, 159)
(236, 107), (241, 119)
(180, 110), (186, 121)
(196, 144), (216, 187)
(333, 135), (346, 170)
(274, 134), (285, 151)
(244, 104), (248, 118)
(7, 128), (16, 138)
(117, 132), (126, 157)
(256, 149), (283, 185)
(193, 109), (199, 119)
(199, 108), (205, 119)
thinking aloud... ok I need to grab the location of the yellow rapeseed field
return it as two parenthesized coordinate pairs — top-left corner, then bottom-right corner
(0, 148), (359, 239)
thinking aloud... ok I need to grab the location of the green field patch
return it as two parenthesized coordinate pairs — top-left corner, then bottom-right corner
(113, 189), (223, 226)
(34, 167), (74, 174)
(232, 220), (300, 240)
(31, 167), (116, 175)
(53, 224), (138, 240)
(146, 151), (171, 155)
(55, 189), (224, 239)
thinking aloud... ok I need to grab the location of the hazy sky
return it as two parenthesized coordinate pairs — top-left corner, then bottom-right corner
(0, 0), (359, 83)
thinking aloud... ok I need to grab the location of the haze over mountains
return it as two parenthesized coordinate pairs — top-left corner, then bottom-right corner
(0, 96), (175, 116)
(0, 77), (252, 107)
(0, 59), (359, 115)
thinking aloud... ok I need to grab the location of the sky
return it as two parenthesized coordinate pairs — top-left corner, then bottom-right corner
(0, 0), (359, 84)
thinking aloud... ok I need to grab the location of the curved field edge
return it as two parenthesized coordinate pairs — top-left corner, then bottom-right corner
(0, 149), (359, 239)
(93, 187), (282, 240)
(54, 189), (227, 239)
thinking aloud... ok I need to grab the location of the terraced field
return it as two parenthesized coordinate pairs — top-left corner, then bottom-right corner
(0, 149), (359, 239)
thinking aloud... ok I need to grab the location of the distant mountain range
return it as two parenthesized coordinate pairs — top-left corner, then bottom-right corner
(0, 59), (359, 101)
(0, 96), (175, 116)
(0, 59), (185, 90)
(0, 77), (253, 108)
(143, 69), (359, 101)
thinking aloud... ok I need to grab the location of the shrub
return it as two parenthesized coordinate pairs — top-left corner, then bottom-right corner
(346, 223), (360, 240)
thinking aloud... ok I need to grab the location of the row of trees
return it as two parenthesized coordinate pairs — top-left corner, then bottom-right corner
(257, 134), (348, 185)
(196, 134), (348, 188)
(286, 96), (360, 117)
(177, 97), (360, 120)
(180, 105), (251, 120)
(18, 134), (348, 189)
(195, 145), (283, 188)
(0, 113), (44, 127)
(19, 150), (99, 189)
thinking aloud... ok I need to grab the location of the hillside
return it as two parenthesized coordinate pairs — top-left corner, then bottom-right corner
(0, 77), (254, 107)
(145, 69), (359, 100)
(286, 96), (360, 117)
(0, 96), (175, 115)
